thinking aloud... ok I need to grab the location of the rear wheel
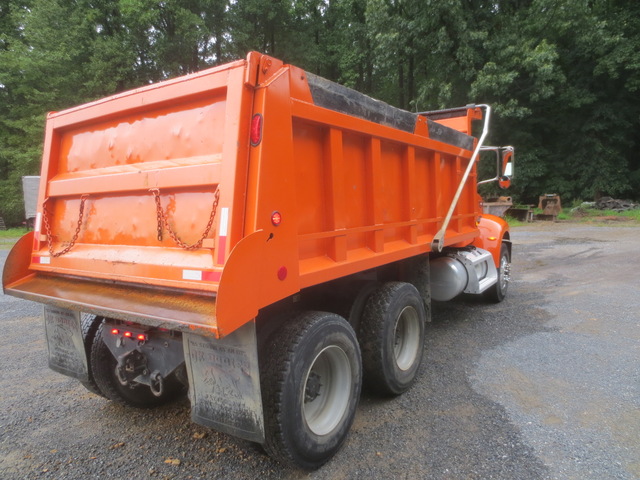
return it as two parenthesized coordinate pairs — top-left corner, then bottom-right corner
(485, 243), (510, 303)
(79, 314), (105, 397)
(260, 311), (362, 469)
(360, 282), (426, 396)
(89, 322), (184, 408)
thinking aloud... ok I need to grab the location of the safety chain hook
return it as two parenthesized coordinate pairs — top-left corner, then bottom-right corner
(150, 187), (220, 250)
(42, 194), (89, 257)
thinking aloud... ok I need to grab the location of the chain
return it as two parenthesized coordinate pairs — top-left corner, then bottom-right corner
(151, 189), (165, 242)
(42, 195), (89, 258)
(150, 187), (220, 250)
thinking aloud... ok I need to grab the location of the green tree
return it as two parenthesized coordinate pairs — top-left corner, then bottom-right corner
(0, 0), (98, 224)
(1, 0), (639, 225)
(227, 0), (293, 59)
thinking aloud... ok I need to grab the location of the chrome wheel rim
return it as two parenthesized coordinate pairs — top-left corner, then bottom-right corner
(499, 254), (511, 292)
(303, 346), (352, 436)
(394, 306), (421, 371)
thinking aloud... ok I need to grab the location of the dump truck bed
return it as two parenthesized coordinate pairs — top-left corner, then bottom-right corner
(4, 52), (482, 338)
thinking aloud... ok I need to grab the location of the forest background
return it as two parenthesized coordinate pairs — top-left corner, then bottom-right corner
(1, 0), (638, 225)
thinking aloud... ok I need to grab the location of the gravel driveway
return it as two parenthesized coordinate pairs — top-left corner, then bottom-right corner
(1, 223), (638, 479)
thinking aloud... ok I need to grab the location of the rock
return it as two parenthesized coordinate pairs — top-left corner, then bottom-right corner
(595, 197), (638, 211)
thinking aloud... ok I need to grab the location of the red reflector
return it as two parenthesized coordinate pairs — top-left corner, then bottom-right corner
(250, 114), (262, 146)
(271, 211), (282, 226)
(277, 266), (288, 281)
(111, 328), (120, 335)
(137, 334), (147, 342)
(124, 331), (133, 338)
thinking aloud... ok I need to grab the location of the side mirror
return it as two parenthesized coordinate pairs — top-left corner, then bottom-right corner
(498, 175), (511, 189)
(501, 149), (514, 178)
(477, 145), (515, 188)
(498, 148), (514, 189)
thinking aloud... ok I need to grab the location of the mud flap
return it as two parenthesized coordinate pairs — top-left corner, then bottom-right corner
(183, 321), (265, 443)
(44, 306), (89, 382)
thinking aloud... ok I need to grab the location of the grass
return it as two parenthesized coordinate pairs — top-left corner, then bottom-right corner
(0, 227), (29, 249)
(504, 215), (528, 227)
(0, 227), (28, 238)
(565, 205), (640, 223)
(505, 205), (640, 226)
(603, 208), (640, 221)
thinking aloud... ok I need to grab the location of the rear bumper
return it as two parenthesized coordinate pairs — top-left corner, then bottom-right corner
(6, 274), (219, 337)
(4, 233), (220, 337)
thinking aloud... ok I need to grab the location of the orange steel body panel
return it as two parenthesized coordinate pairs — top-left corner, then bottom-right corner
(4, 52), (484, 338)
(472, 215), (510, 265)
(432, 107), (483, 135)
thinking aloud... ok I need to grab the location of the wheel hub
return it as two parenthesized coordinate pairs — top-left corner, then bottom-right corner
(305, 371), (323, 403)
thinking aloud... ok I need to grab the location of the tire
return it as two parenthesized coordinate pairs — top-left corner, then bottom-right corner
(89, 322), (184, 408)
(484, 243), (510, 303)
(360, 282), (426, 396)
(346, 281), (379, 332)
(260, 311), (362, 469)
(79, 314), (106, 397)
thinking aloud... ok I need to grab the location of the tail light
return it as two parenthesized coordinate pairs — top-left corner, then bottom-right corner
(250, 114), (263, 146)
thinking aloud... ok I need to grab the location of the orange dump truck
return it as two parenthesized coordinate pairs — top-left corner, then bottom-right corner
(3, 52), (514, 469)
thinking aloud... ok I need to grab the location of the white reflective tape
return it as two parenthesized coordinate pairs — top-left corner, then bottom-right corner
(40, 257), (51, 265)
(35, 213), (42, 233)
(219, 208), (229, 236)
(182, 270), (203, 281)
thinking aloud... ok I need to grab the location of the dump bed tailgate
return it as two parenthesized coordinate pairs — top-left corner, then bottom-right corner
(4, 58), (256, 336)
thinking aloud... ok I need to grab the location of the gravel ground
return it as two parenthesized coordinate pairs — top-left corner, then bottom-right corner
(0, 223), (638, 479)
